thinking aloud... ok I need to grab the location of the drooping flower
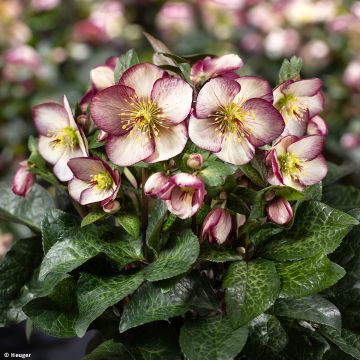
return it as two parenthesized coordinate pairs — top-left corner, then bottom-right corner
(201, 208), (232, 244)
(11, 161), (35, 197)
(273, 78), (324, 137)
(189, 76), (284, 165)
(144, 172), (205, 219)
(190, 54), (243, 86)
(68, 157), (120, 206)
(266, 135), (328, 191)
(266, 196), (293, 225)
(32, 96), (88, 182)
(91, 63), (193, 166)
(307, 115), (328, 136)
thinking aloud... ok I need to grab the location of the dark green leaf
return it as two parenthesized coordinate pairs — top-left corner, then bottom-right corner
(323, 185), (360, 211)
(88, 130), (106, 149)
(239, 164), (267, 187)
(199, 246), (242, 263)
(81, 212), (109, 227)
(278, 56), (303, 83)
(199, 162), (236, 187)
(222, 259), (280, 328)
(114, 49), (139, 83)
(180, 315), (248, 360)
(323, 162), (357, 186)
(82, 339), (133, 360)
(116, 213), (140, 239)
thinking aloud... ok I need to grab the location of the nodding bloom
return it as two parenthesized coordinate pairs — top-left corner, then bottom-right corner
(266, 197), (293, 225)
(144, 172), (205, 219)
(32, 96), (88, 182)
(68, 157), (120, 206)
(201, 208), (232, 244)
(307, 115), (328, 136)
(91, 63), (193, 166)
(266, 135), (328, 191)
(189, 76), (284, 165)
(190, 54), (243, 86)
(11, 161), (35, 197)
(273, 78), (324, 137)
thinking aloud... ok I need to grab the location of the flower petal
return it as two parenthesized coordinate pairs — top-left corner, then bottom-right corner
(12, 164), (35, 197)
(211, 209), (232, 244)
(53, 147), (85, 182)
(201, 208), (222, 240)
(307, 115), (328, 136)
(106, 131), (155, 166)
(170, 173), (204, 189)
(120, 63), (164, 99)
(63, 95), (78, 129)
(283, 78), (322, 97)
(266, 197), (293, 225)
(281, 112), (308, 137)
(32, 102), (69, 135)
(215, 133), (255, 165)
(38, 135), (63, 164)
(188, 114), (223, 152)
(166, 187), (194, 219)
(212, 54), (244, 75)
(144, 172), (170, 198)
(90, 65), (115, 90)
(299, 92), (324, 117)
(195, 77), (240, 118)
(90, 85), (137, 136)
(68, 178), (89, 203)
(144, 122), (188, 163)
(234, 76), (273, 103)
(287, 135), (324, 161)
(68, 157), (106, 181)
(80, 187), (114, 205)
(282, 175), (305, 191)
(151, 77), (193, 124)
(272, 135), (299, 156)
(298, 155), (328, 186)
(242, 98), (285, 147)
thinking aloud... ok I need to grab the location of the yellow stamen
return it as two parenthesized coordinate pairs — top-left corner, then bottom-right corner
(49, 126), (79, 151)
(275, 94), (307, 124)
(279, 152), (304, 179)
(91, 171), (113, 191)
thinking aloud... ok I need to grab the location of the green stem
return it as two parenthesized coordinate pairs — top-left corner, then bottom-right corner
(141, 168), (149, 260)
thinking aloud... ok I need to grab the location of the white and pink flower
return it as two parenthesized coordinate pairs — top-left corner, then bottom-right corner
(90, 63), (193, 166)
(189, 76), (284, 165)
(201, 208), (232, 244)
(11, 161), (35, 197)
(145, 172), (205, 219)
(190, 54), (243, 86)
(266, 196), (293, 225)
(266, 135), (328, 191)
(32, 96), (88, 182)
(273, 78), (324, 137)
(68, 157), (120, 206)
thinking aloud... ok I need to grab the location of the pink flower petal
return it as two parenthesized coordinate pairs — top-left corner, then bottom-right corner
(144, 172), (171, 199)
(32, 102), (69, 135)
(68, 178), (89, 202)
(271, 150), (284, 184)
(170, 173), (204, 189)
(234, 76), (273, 103)
(63, 95), (78, 130)
(80, 187), (114, 206)
(12, 163), (35, 197)
(272, 135), (299, 156)
(299, 92), (324, 117)
(53, 147), (86, 182)
(188, 114), (223, 152)
(90, 85), (137, 136)
(151, 77), (193, 124)
(91, 65), (115, 90)
(211, 209), (232, 244)
(120, 63), (164, 99)
(281, 112), (309, 137)
(166, 187), (194, 219)
(287, 135), (324, 161)
(298, 155), (328, 186)
(283, 78), (322, 97)
(144, 122), (188, 163)
(201, 208), (222, 240)
(68, 157), (106, 182)
(242, 98), (284, 147)
(212, 54), (244, 75)
(195, 77), (240, 118)
(282, 175), (305, 191)
(38, 135), (63, 164)
(307, 115), (328, 136)
(266, 197), (293, 225)
(215, 133), (255, 165)
(105, 131), (155, 166)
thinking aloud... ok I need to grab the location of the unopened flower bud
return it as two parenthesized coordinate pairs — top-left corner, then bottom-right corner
(98, 130), (108, 142)
(201, 208), (232, 244)
(12, 161), (35, 197)
(186, 153), (203, 170)
(266, 197), (293, 225)
(103, 200), (120, 213)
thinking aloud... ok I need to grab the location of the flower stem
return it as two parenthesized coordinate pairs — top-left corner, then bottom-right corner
(141, 167), (149, 260)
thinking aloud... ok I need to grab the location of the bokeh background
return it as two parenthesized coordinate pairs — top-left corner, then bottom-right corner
(0, 0), (359, 357)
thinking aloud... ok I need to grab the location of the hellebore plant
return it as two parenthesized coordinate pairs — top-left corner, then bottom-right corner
(3, 41), (360, 360)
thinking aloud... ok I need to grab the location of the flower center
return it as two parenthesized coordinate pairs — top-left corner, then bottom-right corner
(50, 126), (79, 150)
(211, 102), (254, 142)
(91, 171), (113, 191)
(279, 152), (303, 178)
(275, 94), (307, 124)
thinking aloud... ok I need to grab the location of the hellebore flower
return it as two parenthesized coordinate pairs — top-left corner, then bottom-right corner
(33, 96), (88, 182)
(201, 208), (232, 244)
(11, 161), (35, 197)
(273, 78), (324, 137)
(91, 63), (193, 166)
(267, 135), (328, 191)
(68, 157), (120, 206)
(186, 153), (204, 169)
(190, 54), (243, 86)
(189, 76), (284, 165)
(307, 115), (328, 136)
(144, 172), (205, 219)
(266, 197), (293, 225)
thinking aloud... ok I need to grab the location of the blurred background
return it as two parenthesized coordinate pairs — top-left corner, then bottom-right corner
(0, 0), (359, 357)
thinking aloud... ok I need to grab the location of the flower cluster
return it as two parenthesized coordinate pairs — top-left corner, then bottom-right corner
(12, 49), (328, 243)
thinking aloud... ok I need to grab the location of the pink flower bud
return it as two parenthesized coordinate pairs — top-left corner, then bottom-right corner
(144, 172), (173, 199)
(12, 161), (35, 197)
(341, 133), (360, 150)
(103, 200), (120, 213)
(307, 116), (328, 136)
(266, 197), (293, 225)
(97, 130), (108, 142)
(201, 208), (232, 244)
(187, 153), (204, 169)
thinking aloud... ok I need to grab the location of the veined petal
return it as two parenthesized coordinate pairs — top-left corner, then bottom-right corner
(166, 187), (194, 219)
(242, 98), (284, 147)
(298, 155), (328, 186)
(211, 209), (232, 244)
(90, 85), (137, 136)
(170, 173), (204, 189)
(144, 172), (170, 198)
(266, 197), (293, 225)
(287, 135), (324, 161)
(91, 65), (115, 90)
(188, 114), (223, 152)
(38, 135), (63, 164)
(307, 115), (328, 136)
(212, 54), (244, 75)
(120, 63), (164, 99)
(215, 133), (255, 165)
(271, 150), (284, 184)
(283, 175), (305, 191)
(53, 147), (85, 182)
(201, 208), (222, 240)
(195, 77), (240, 118)
(144, 122), (188, 163)
(80, 187), (114, 205)
(272, 135), (299, 156)
(281, 112), (308, 137)
(283, 78), (322, 97)
(299, 92), (324, 117)
(68, 157), (106, 181)
(234, 76), (273, 104)
(32, 102), (69, 135)
(63, 95), (78, 130)
(106, 131), (154, 166)
(68, 178), (89, 202)
(151, 77), (193, 124)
